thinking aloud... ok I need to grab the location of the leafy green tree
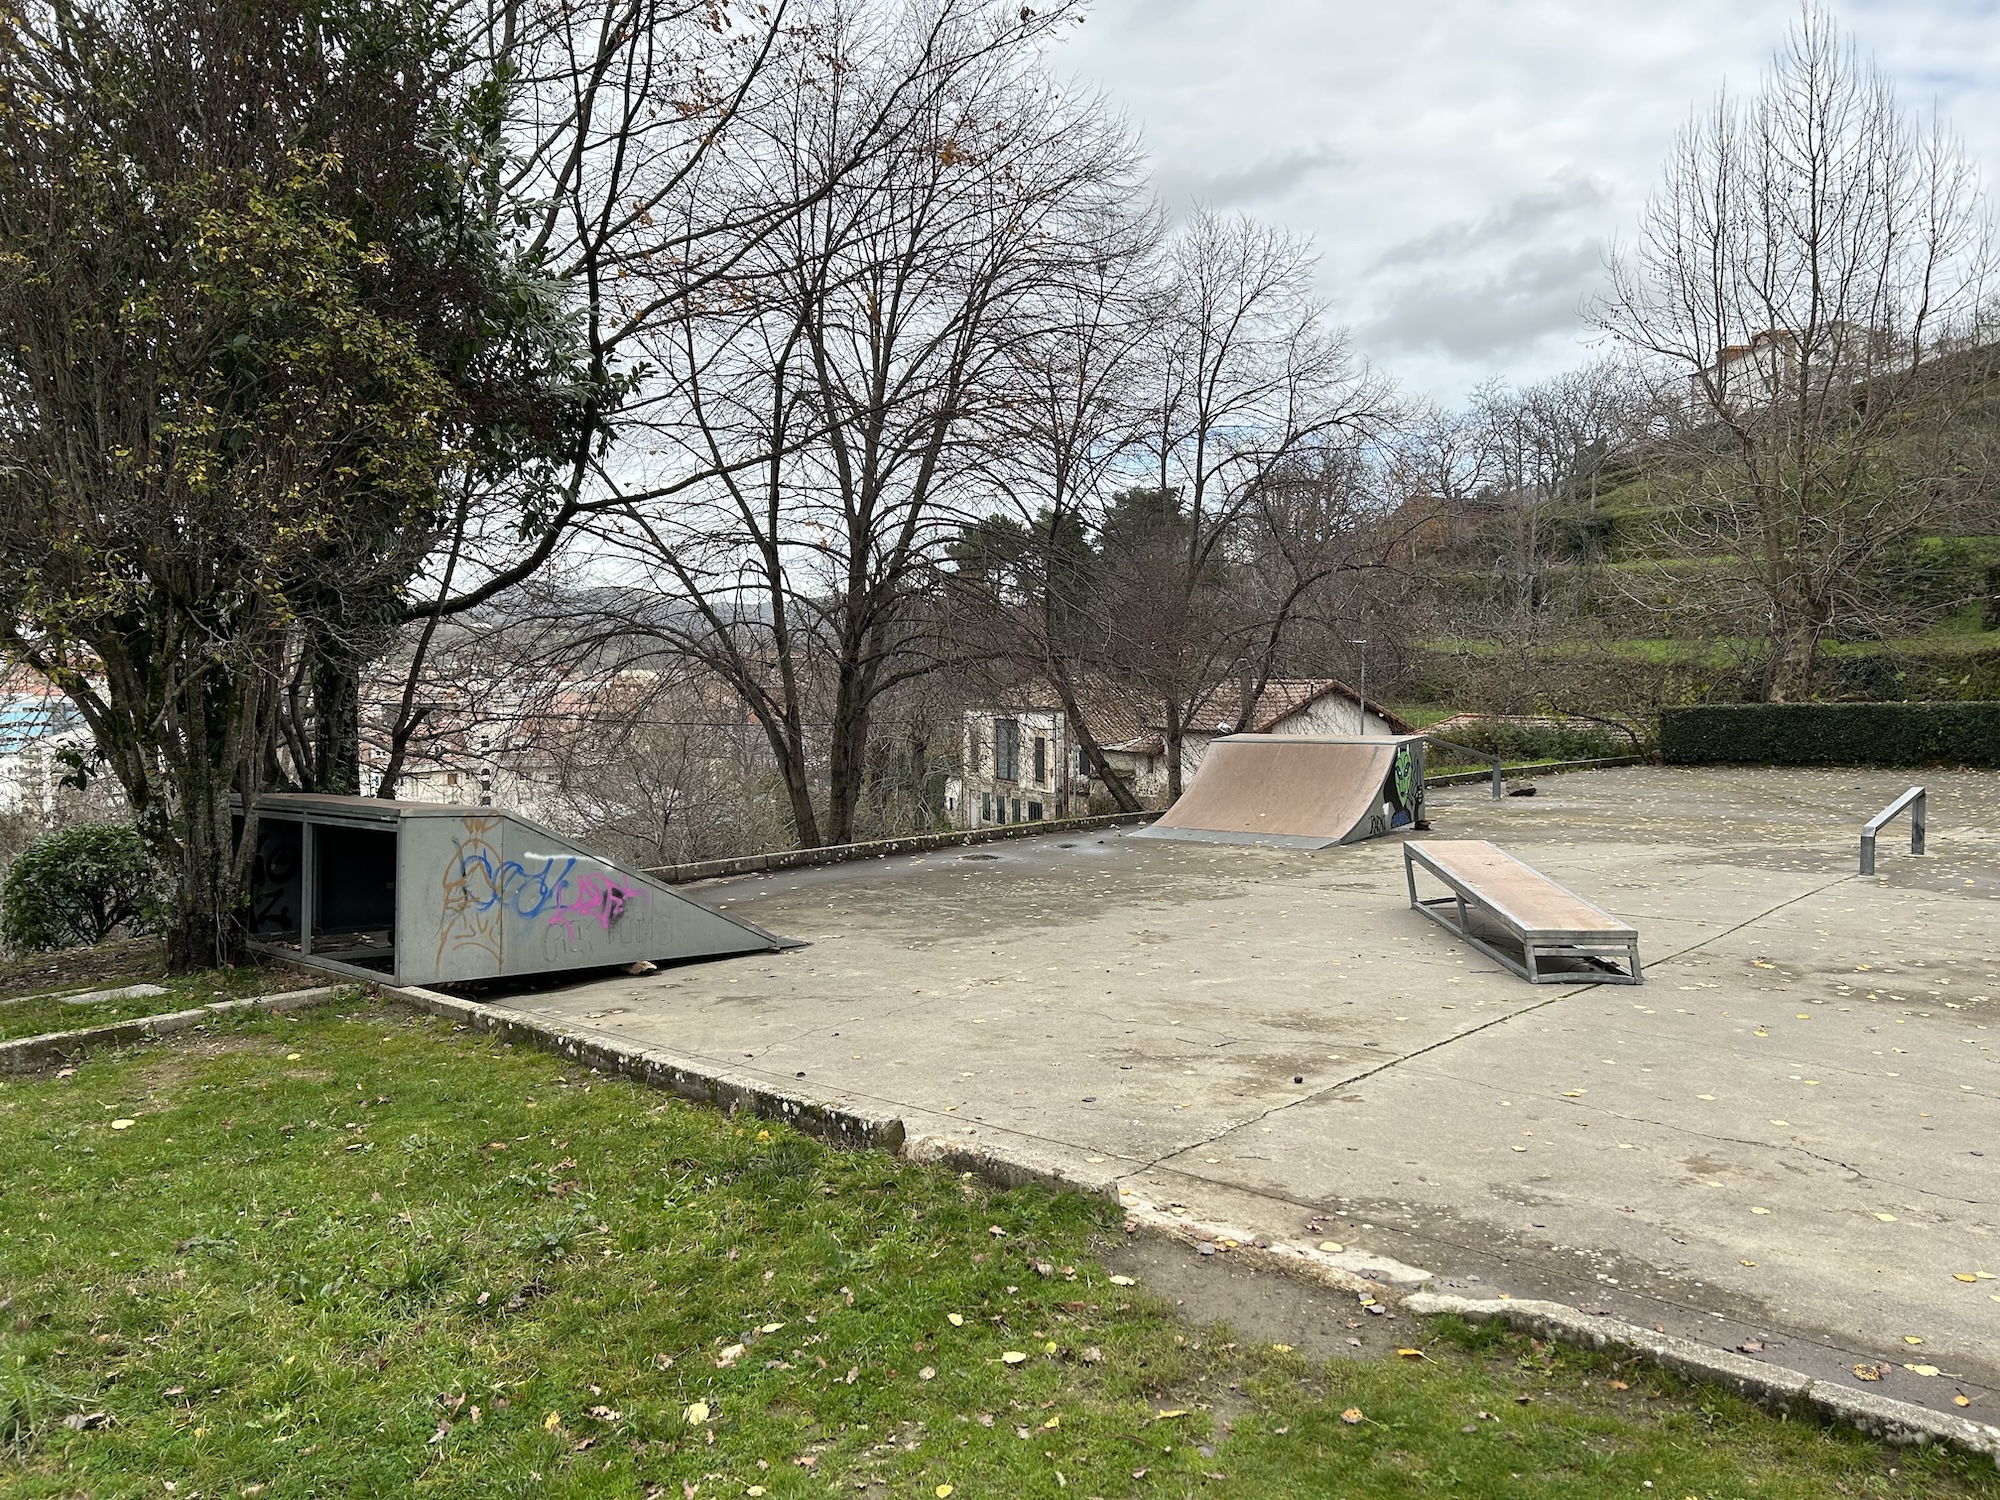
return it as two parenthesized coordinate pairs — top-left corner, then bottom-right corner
(0, 0), (477, 968)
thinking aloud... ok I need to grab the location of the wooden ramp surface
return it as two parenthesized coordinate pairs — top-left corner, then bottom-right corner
(1410, 840), (1634, 938)
(1138, 734), (1416, 848)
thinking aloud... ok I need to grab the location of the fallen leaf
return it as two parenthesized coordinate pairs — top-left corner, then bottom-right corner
(1740, 1260), (1757, 1267)
(1906, 1364), (1941, 1377)
(1107, 1275), (1135, 1286)
(988, 1225), (1006, 1237)
(1042, 1415), (1060, 1429)
(110, 1119), (134, 1130)
(586, 1405), (620, 1421)
(920, 1366), (935, 1380)
(948, 1313), (964, 1326)
(1750, 1207), (1772, 1215)
(683, 1400), (710, 1426)
(1609, 1379), (1629, 1391)
(936, 1487), (954, 1498)
(1511, 1145), (1527, 1152)
(1697, 1094), (1715, 1101)
(1396, 1348), (1423, 1359)
(1001, 1351), (1027, 1365)
(1955, 1394), (1973, 1407)
(760, 1322), (785, 1334)
(1318, 1241), (1344, 1252)
(1561, 1089), (1585, 1097)
(1154, 1409), (1189, 1420)
(543, 1411), (563, 1432)
(1954, 1274), (1981, 1283)
(1853, 1364), (1884, 1381)
(1873, 1213), (1898, 1222)
(1340, 1408), (1365, 1425)
(1904, 1336), (1925, 1346)
(1271, 1343), (1293, 1353)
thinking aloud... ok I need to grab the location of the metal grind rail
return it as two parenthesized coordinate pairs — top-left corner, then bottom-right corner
(1859, 786), (1926, 876)
(1425, 736), (1504, 799)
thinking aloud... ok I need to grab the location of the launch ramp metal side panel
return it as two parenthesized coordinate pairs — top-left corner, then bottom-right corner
(1133, 734), (1426, 849)
(245, 793), (785, 986)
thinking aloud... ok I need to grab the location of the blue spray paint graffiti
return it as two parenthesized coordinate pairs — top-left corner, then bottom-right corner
(456, 851), (577, 919)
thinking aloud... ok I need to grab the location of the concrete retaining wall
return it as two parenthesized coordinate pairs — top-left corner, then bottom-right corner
(644, 811), (1158, 885)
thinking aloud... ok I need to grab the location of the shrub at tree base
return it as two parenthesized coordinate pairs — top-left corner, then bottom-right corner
(0, 822), (158, 953)
(1659, 703), (2000, 767)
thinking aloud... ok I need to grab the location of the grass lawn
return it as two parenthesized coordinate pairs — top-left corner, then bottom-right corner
(3, 998), (1995, 1498)
(0, 939), (318, 1043)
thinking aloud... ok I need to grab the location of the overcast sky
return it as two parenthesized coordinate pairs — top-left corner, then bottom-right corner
(1052, 0), (2000, 407)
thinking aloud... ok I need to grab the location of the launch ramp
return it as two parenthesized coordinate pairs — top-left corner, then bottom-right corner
(1134, 734), (1426, 849)
(242, 793), (789, 986)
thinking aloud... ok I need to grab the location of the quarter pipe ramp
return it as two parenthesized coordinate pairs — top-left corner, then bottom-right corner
(1133, 734), (1426, 849)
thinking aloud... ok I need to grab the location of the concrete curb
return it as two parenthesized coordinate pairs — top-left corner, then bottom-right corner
(1404, 1292), (2000, 1464)
(643, 812), (1158, 885)
(1425, 754), (1646, 788)
(378, 984), (904, 1154)
(0, 985), (353, 1074)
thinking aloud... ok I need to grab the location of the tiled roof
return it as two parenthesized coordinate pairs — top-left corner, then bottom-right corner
(1060, 677), (1414, 753)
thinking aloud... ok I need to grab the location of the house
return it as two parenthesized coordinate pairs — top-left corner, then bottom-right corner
(946, 705), (1084, 828)
(1094, 679), (1414, 805)
(944, 678), (1413, 826)
(0, 670), (95, 818)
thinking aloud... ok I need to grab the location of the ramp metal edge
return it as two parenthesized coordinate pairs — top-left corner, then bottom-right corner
(1131, 826), (1341, 849)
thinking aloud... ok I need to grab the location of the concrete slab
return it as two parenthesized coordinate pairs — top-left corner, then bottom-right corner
(484, 765), (1999, 1417)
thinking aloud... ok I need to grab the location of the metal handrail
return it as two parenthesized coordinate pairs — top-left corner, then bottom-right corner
(1860, 786), (1925, 876)
(1425, 736), (1504, 799)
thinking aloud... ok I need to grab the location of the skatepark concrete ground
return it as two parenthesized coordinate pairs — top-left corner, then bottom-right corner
(483, 765), (2000, 1419)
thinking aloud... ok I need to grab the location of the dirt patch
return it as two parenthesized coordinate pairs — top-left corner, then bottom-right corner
(0, 936), (166, 1000)
(1100, 1233), (1404, 1364)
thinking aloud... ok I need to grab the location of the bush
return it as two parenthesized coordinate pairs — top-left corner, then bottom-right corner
(0, 822), (158, 953)
(1428, 719), (1640, 765)
(1659, 702), (2000, 767)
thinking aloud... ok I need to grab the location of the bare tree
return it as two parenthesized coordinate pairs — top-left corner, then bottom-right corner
(1111, 212), (1390, 799)
(369, 0), (1091, 794)
(961, 233), (1161, 810)
(583, 5), (1142, 847)
(1599, 4), (1994, 700)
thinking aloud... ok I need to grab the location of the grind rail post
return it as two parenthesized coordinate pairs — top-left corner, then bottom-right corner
(1859, 786), (1925, 876)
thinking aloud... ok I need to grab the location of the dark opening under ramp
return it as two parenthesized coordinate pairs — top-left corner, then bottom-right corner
(1133, 734), (1426, 849)
(243, 794), (789, 985)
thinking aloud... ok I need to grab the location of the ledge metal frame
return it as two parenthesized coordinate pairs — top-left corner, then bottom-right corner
(1404, 842), (1642, 985)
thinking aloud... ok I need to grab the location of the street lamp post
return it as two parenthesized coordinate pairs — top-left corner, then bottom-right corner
(1349, 639), (1369, 735)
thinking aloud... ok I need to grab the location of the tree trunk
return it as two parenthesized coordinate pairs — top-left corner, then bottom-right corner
(1048, 664), (1139, 813)
(1163, 697), (1186, 804)
(309, 648), (363, 795)
(1762, 622), (1823, 702)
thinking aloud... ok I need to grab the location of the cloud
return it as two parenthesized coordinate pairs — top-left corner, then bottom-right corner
(1152, 146), (1344, 213)
(1361, 240), (1608, 362)
(1375, 172), (1611, 270)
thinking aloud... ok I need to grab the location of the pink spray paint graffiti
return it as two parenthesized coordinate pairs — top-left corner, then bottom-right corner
(547, 871), (647, 947)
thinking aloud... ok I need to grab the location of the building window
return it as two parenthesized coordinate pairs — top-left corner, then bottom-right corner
(1012, 796), (1022, 822)
(980, 792), (991, 822)
(1027, 800), (1043, 821)
(1033, 736), (1047, 785)
(967, 722), (984, 772)
(1075, 747), (1090, 777)
(994, 718), (1018, 781)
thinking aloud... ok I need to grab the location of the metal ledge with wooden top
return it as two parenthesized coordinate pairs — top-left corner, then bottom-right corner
(1404, 839), (1643, 985)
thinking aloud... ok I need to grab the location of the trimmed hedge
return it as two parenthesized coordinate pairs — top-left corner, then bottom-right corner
(1659, 702), (2000, 767)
